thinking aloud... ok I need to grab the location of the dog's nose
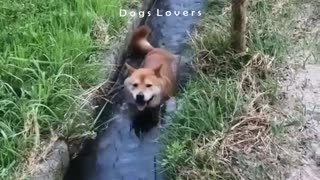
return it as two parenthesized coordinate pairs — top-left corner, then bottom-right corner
(136, 93), (144, 102)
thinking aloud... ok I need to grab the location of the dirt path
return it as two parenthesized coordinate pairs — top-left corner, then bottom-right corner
(279, 1), (320, 179)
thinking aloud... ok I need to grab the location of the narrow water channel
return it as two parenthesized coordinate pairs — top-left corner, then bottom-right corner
(64, 0), (204, 179)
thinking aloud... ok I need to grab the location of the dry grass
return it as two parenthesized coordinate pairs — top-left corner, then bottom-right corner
(161, 0), (299, 179)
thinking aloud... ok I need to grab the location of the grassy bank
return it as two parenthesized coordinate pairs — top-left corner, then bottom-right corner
(161, 0), (297, 179)
(0, 0), (128, 178)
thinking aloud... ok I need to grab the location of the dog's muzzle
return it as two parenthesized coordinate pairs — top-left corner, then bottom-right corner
(136, 93), (145, 105)
(135, 93), (154, 110)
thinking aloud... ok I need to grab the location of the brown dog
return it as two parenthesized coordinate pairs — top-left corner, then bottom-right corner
(124, 25), (177, 111)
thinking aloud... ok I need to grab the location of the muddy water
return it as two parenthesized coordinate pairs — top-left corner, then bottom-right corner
(64, 0), (204, 180)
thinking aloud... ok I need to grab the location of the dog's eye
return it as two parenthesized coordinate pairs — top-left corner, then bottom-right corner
(146, 84), (152, 88)
(132, 83), (138, 87)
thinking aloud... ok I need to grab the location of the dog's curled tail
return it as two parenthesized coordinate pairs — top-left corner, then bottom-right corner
(129, 25), (153, 54)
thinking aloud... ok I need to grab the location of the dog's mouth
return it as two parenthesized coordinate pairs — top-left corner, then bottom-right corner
(136, 96), (154, 111)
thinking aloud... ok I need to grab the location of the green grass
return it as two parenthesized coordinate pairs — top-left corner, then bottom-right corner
(0, 0), (128, 178)
(161, 75), (246, 179)
(161, 0), (296, 179)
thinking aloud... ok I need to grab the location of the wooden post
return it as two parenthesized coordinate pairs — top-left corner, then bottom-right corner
(231, 0), (248, 53)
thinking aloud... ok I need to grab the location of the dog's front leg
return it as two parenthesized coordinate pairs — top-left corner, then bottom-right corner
(158, 97), (177, 128)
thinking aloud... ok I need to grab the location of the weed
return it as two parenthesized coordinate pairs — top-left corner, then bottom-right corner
(0, 0), (127, 178)
(161, 0), (296, 179)
(162, 74), (246, 179)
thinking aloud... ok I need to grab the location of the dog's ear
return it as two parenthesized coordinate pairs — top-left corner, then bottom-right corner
(125, 63), (135, 75)
(153, 64), (163, 77)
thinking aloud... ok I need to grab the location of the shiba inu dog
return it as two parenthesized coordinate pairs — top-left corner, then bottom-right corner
(124, 25), (177, 111)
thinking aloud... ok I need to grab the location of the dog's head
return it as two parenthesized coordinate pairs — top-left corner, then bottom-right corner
(124, 63), (163, 111)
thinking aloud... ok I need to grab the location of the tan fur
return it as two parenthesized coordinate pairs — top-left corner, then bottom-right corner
(124, 25), (176, 111)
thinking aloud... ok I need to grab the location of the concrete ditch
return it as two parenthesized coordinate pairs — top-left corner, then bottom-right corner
(29, 1), (154, 179)
(61, 0), (204, 179)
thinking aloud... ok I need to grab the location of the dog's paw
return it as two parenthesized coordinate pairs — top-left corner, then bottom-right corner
(157, 122), (164, 129)
(165, 97), (177, 113)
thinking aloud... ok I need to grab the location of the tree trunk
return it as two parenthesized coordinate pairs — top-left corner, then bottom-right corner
(231, 0), (248, 53)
